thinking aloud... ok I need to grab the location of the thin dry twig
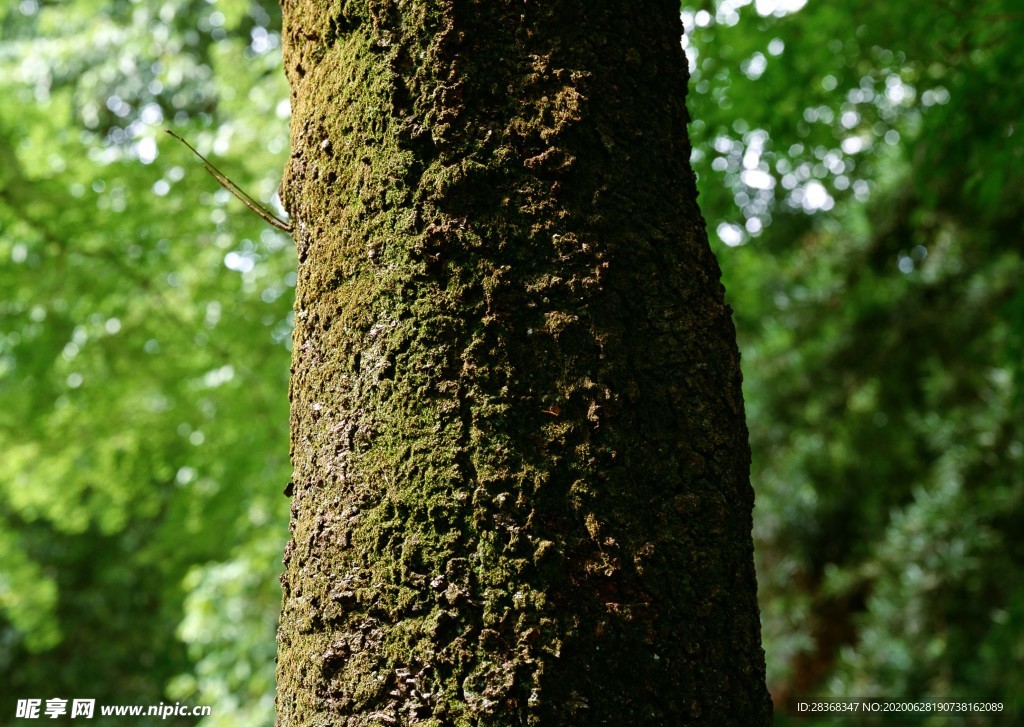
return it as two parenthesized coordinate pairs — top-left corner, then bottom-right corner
(165, 129), (293, 233)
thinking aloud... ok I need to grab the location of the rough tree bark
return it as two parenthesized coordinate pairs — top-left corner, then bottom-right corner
(276, 1), (771, 724)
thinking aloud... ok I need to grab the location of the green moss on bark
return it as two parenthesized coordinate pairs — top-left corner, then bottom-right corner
(276, 1), (771, 724)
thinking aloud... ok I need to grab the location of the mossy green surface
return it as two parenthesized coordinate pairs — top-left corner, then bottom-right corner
(276, 1), (771, 724)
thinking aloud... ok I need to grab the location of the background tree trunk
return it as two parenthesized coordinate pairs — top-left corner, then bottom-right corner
(276, 1), (771, 723)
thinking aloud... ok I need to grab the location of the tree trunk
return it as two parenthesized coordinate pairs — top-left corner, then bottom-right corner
(276, 1), (771, 724)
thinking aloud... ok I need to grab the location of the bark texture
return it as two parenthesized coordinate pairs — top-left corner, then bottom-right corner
(276, 1), (771, 724)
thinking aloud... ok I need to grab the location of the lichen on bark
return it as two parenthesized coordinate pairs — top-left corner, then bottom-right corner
(276, 1), (771, 724)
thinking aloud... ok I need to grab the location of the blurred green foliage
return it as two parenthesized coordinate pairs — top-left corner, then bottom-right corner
(1, 0), (1021, 724)
(1, 0), (290, 723)
(684, 0), (1024, 722)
